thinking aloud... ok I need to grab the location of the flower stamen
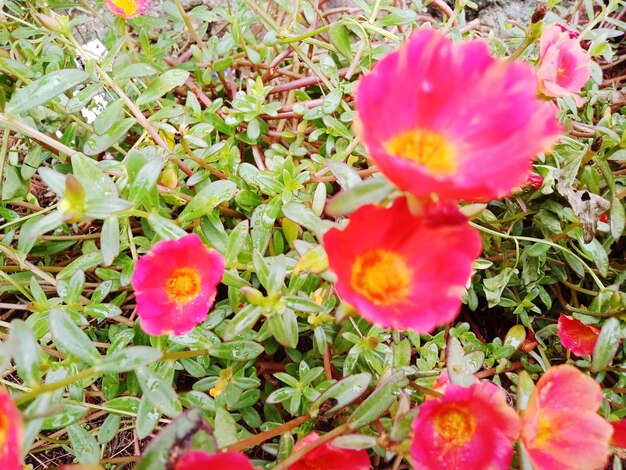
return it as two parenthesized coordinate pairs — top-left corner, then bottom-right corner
(165, 267), (201, 304)
(385, 129), (457, 175)
(351, 249), (411, 306)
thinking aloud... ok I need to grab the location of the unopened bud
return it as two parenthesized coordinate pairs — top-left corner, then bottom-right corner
(531, 3), (547, 24)
(159, 167), (178, 190)
(35, 12), (70, 35)
(591, 136), (603, 152)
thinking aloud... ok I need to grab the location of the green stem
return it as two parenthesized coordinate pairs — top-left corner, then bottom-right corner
(470, 222), (605, 290)
(162, 349), (209, 361)
(15, 367), (97, 405)
(278, 24), (331, 43)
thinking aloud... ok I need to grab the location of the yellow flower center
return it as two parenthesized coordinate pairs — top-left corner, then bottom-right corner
(350, 249), (411, 306)
(535, 414), (553, 447)
(165, 267), (201, 304)
(433, 405), (476, 447)
(0, 411), (7, 449)
(385, 129), (457, 175)
(113, 0), (138, 15)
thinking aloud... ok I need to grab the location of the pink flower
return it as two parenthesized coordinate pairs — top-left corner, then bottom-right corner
(411, 381), (521, 469)
(520, 365), (612, 470)
(323, 198), (482, 332)
(528, 172), (545, 189)
(0, 389), (22, 470)
(289, 432), (370, 470)
(537, 24), (592, 106)
(131, 233), (225, 336)
(428, 370), (478, 400)
(104, 0), (149, 18)
(557, 314), (600, 357)
(175, 450), (255, 469)
(355, 28), (561, 201)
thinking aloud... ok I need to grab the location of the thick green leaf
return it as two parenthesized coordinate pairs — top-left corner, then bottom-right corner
(135, 366), (181, 418)
(178, 180), (237, 225)
(209, 340), (264, 361)
(101, 216), (120, 266)
(67, 424), (100, 465)
(326, 176), (394, 216)
(223, 305), (262, 341)
(83, 118), (135, 156)
(50, 309), (100, 364)
(348, 371), (406, 429)
(7, 69), (90, 114)
(17, 210), (64, 254)
(311, 373), (371, 416)
(268, 308), (298, 349)
(98, 346), (163, 373)
(592, 318), (621, 372)
(136, 69), (190, 105)
(12, 320), (42, 387)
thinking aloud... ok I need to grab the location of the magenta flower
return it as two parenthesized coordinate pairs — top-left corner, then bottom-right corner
(289, 432), (370, 470)
(520, 365), (612, 470)
(537, 24), (592, 106)
(355, 28), (561, 201)
(0, 389), (22, 470)
(104, 0), (149, 18)
(175, 450), (255, 469)
(323, 198), (482, 332)
(411, 381), (521, 469)
(131, 233), (225, 336)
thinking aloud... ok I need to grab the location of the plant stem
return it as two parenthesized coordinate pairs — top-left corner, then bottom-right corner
(15, 367), (97, 405)
(174, 0), (206, 49)
(225, 414), (310, 451)
(470, 222), (605, 290)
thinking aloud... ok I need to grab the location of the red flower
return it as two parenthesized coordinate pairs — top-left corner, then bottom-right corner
(600, 213), (608, 223)
(557, 315), (600, 357)
(289, 432), (370, 470)
(323, 198), (482, 332)
(175, 450), (256, 469)
(528, 172), (544, 189)
(520, 365), (612, 470)
(611, 420), (626, 448)
(411, 381), (521, 469)
(131, 233), (225, 336)
(0, 389), (22, 470)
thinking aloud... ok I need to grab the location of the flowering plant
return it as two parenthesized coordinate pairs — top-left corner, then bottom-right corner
(0, 0), (624, 469)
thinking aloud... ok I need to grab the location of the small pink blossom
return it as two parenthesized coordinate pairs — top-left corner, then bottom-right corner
(411, 381), (521, 469)
(131, 233), (225, 336)
(537, 24), (592, 106)
(521, 365), (612, 470)
(104, 0), (149, 18)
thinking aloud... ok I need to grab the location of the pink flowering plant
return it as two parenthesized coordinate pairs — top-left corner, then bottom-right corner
(0, 0), (625, 469)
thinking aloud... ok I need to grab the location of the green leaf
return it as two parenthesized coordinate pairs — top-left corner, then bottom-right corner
(135, 366), (181, 418)
(592, 317), (621, 372)
(104, 396), (141, 415)
(268, 308), (298, 349)
(136, 394), (160, 439)
(516, 371), (535, 411)
(223, 305), (262, 341)
(98, 414), (121, 444)
(42, 402), (88, 430)
(17, 211), (64, 254)
(98, 347), (163, 373)
(484, 268), (515, 308)
(114, 63), (158, 81)
(67, 424), (100, 465)
(136, 69), (190, 105)
(49, 309), (100, 364)
(147, 213), (187, 240)
(178, 180), (237, 225)
(101, 216), (120, 266)
(83, 118), (135, 156)
(11, 320), (42, 386)
(311, 373), (371, 416)
(128, 155), (163, 206)
(328, 24), (353, 59)
(348, 370), (406, 429)
(326, 176), (395, 216)
(136, 409), (206, 470)
(6, 69), (90, 114)
(215, 407), (238, 447)
(610, 196), (625, 240)
(93, 98), (125, 135)
(209, 340), (264, 361)
(282, 202), (333, 238)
